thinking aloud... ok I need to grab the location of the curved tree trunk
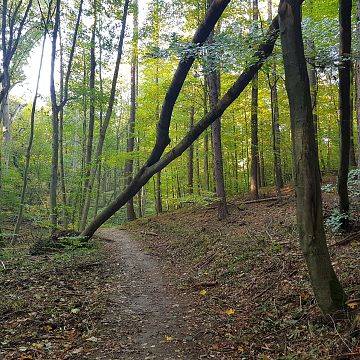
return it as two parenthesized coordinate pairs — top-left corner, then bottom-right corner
(80, 13), (280, 238)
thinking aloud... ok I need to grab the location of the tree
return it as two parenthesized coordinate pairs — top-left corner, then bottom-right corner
(13, 0), (52, 237)
(124, 0), (138, 221)
(250, 0), (260, 199)
(80, 4), (279, 238)
(79, 0), (130, 230)
(49, 0), (61, 231)
(337, 0), (352, 229)
(267, 0), (283, 196)
(206, 0), (228, 219)
(279, 0), (346, 313)
(356, 0), (360, 171)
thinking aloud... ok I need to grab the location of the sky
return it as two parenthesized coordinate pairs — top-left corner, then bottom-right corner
(12, 0), (150, 103)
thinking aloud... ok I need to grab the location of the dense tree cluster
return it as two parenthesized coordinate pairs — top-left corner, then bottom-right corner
(0, 0), (359, 313)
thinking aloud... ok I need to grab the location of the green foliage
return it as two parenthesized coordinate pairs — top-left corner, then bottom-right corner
(29, 235), (91, 256)
(325, 209), (349, 233)
(325, 170), (360, 232)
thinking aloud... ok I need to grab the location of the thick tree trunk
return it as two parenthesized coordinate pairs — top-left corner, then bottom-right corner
(125, 0), (138, 221)
(279, 0), (346, 314)
(337, 0), (352, 229)
(80, 13), (280, 238)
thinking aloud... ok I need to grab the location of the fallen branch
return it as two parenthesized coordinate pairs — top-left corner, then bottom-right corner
(193, 281), (219, 290)
(141, 231), (159, 237)
(330, 231), (360, 247)
(241, 195), (291, 205)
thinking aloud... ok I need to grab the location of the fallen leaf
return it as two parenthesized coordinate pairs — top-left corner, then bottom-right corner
(86, 336), (98, 342)
(199, 289), (207, 296)
(225, 308), (235, 316)
(346, 299), (360, 310)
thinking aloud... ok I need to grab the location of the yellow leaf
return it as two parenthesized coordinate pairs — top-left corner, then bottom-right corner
(346, 299), (360, 310)
(199, 289), (207, 296)
(225, 308), (235, 316)
(164, 335), (173, 342)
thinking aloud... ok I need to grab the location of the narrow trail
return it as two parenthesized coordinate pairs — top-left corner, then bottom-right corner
(95, 228), (196, 360)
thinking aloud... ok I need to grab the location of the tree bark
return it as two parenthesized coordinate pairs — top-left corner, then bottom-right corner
(250, 0), (260, 199)
(279, 0), (346, 314)
(337, 0), (352, 229)
(188, 106), (195, 194)
(356, 0), (360, 171)
(146, 0), (231, 166)
(49, 0), (61, 231)
(125, 0), (138, 221)
(206, 0), (228, 219)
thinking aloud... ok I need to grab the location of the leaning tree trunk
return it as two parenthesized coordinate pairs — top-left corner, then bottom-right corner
(80, 10), (281, 239)
(279, 0), (346, 314)
(337, 0), (352, 229)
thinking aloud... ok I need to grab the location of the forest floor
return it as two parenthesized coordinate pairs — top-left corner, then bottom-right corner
(1, 184), (360, 359)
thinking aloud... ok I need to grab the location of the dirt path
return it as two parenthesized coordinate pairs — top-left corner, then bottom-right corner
(95, 228), (196, 360)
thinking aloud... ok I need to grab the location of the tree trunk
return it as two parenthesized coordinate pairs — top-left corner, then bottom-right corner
(203, 81), (210, 191)
(81, 6), (97, 229)
(58, 30), (68, 228)
(13, 17), (49, 237)
(356, 0), (360, 171)
(49, 0), (61, 231)
(279, 0), (346, 314)
(350, 66), (357, 167)
(80, 13), (280, 238)
(337, 0), (352, 229)
(188, 106), (195, 194)
(206, 0), (228, 219)
(125, 0), (138, 221)
(80, 0), (130, 229)
(250, 0), (260, 199)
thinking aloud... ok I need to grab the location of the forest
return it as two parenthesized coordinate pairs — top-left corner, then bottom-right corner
(0, 0), (360, 358)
